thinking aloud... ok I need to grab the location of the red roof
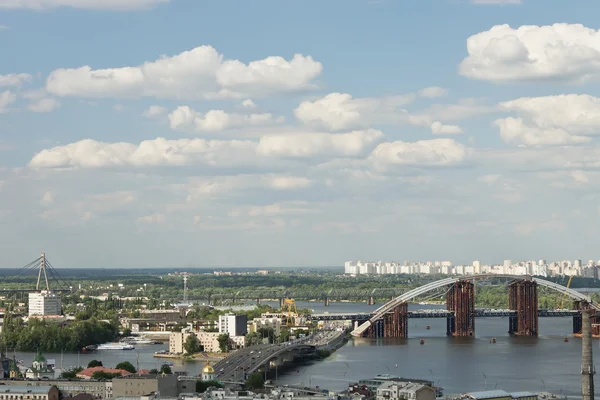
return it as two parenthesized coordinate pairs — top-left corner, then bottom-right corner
(76, 366), (133, 378)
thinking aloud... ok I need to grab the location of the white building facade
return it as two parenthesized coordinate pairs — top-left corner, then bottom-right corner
(28, 291), (61, 316)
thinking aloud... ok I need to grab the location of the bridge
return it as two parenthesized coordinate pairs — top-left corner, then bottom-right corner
(309, 309), (579, 321)
(214, 336), (318, 383)
(349, 275), (600, 338)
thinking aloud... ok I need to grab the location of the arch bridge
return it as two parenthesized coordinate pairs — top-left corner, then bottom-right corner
(351, 274), (599, 338)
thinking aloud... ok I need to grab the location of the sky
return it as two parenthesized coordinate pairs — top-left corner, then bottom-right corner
(2, 0), (600, 268)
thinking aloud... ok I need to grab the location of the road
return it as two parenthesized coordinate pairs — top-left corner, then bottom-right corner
(214, 331), (342, 383)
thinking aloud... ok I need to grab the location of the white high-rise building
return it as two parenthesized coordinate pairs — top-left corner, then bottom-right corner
(218, 314), (248, 337)
(472, 260), (481, 274)
(28, 291), (61, 316)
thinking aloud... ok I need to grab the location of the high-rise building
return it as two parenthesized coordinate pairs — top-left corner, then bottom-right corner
(28, 291), (61, 316)
(472, 260), (481, 274)
(218, 314), (248, 337)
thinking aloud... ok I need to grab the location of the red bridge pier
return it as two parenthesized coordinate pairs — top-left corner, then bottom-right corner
(508, 279), (538, 336)
(573, 301), (600, 336)
(365, 302), (408, 338)
(446, 280), (475, 336)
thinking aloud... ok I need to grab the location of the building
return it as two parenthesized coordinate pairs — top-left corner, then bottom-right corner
(201, 361), (215, 381)
(112, 374), (178, 398)
(376, 381), (436, 400)
(460, 391), (512, 400)
(219, 314), (248, 337)
(358, 375), (433, 391)
(0, 379), (110, 399)
(28, 291), (61, 317)
(76, 366), (133, 380)
(25, 352), (54, 379)
(169, 331), (226, 354)
(0, 385), (59, 400)
(249, 317), (282, 336)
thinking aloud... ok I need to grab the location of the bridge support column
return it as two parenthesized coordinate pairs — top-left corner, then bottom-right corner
(446, 280), (475, 337)
(383, 302), (408, 338)
(257, 298), (261, 305)
(574, 301), (600, 336)
(508, 279), (538, 336)
(367, 296), (375, 305)
(279, 298), (284, 309)
(324, 297), (329, 306)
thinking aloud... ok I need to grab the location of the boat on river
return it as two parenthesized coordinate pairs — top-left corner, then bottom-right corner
(98, 343), (135, 350)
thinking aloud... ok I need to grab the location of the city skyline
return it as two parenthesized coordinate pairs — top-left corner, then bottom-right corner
(3, 1), (600, 267)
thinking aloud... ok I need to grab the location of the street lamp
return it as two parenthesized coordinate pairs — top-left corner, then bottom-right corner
(541, 380), (546, 392)
(481, 373), (487, 390)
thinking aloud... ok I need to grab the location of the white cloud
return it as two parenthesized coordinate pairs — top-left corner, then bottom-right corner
(230, 201), (316, 217)
(142, 105), (167, 118)
(0, 25), (8, 30)
(418, 87), (447, 98)
(0, 73), (32, 87)
(431, 121), (463, 135)
(137, 212), (165, 224)
(460, 23), (600, 83)
(369, 138), (468, 168)
(40, 191), (54, 206)
(257, 129), (384, 158)
(241, 99), (257, 109)
(168, 106), (282, 132)
(187, 174), (312, 200)
(46, 45), (322, 100)
(0, 0), (169, 11)
(0, 90), (16, 113)
(294, 92), (415, 130)
(28, 137), (260, 169)
(495, 94), (600, 146)
(28, 97), (61, 112)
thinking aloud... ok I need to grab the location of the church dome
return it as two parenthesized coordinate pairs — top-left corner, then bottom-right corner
(202, 362), (214, 374)
(33, 352), (46, 363)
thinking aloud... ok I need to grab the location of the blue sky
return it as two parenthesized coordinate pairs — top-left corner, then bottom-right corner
(2, 0), (600, 268)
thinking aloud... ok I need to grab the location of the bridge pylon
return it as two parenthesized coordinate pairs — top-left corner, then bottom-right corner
(573, 301), (600, 336)
(508, 279), (538, 336)
(446, 280), (475, 337)
(364, 302), (408, 338)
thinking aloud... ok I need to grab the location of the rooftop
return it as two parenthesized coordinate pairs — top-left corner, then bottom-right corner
(510, 392), (538, 398)
(462, 390), (510, 400)
(76, 366), (133, 378)
(0, 386), (53, 394)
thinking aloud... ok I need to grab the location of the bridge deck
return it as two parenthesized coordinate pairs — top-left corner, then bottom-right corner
(310, 309), (578, 320)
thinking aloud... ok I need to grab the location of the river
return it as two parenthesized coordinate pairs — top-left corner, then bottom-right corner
(12, 301), (592, 399)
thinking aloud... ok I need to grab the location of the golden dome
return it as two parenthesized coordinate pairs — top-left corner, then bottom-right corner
(202, 362), (214, 374)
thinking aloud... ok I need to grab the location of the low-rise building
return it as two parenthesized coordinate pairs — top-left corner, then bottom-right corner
(0, 385), (59, 400)
(24, 352), (54, 380)
(76, 366), (133, 380)
(460, 391), (512, 400)
(376, 381), (436, 400)
(112, 374), (178, 398)
(249, 317), (282, 337)
(0, 379), (111, 399)
(170, 330), (244, 353)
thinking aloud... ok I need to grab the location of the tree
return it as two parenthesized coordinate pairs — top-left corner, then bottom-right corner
(279, 327), (291, 343)
(184, 334), (202, 354)
(60, 367), (83, 379)
(196, 380), (223, 393)
(245, 332), (262, 347)
(87, 360), (103, 368)
(122, 328), (132, 337)
(217, 333), (230, 353)
(115, 361), (136, 373)
(92, 371), (122, 380)
(149, 368), (159, 374)
(160, 364), (172, 374)
(245, 372), (264, 389)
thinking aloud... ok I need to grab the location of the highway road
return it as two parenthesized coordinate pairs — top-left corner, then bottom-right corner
(214, 331), (342, 383)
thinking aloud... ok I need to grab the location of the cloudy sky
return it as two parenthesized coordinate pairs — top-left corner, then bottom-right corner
(2, 0), (600, 268)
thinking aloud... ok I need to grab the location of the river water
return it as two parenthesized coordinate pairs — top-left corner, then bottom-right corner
(12, 301), (592, 399)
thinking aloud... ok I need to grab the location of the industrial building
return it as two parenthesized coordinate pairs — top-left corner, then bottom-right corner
(112, 374), (178, 398)
(376, 381), (435, 400)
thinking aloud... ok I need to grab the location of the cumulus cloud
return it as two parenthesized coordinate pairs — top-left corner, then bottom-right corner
(0, 0), (169, 10)
(0, 73), (32, 87)
(187, 174), (312, 200)
(46, 45), (322, 100)
(495, 94), (600, 146)
(369, 138), (468, 168)
(257, 129), (384, 158)
(168, 106), (282, 132)
(418, 87), (448, 98)
(0, 90), (16, 113)
(28, 97), (61, 112)
(294, 92), (415, 130)
(28, 137), (260, 169)
(142, 105), (167, 118)
(431, 121), (463, 135)
(241, 99), (257, 109)
(460, 23), (600, 83)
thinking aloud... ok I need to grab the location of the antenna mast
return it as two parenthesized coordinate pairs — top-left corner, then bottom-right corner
(183, 275), (188, 303)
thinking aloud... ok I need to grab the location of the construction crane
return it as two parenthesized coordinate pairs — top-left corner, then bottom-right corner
(282, 298), (298, 326)
(559, 275), (573, 309)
